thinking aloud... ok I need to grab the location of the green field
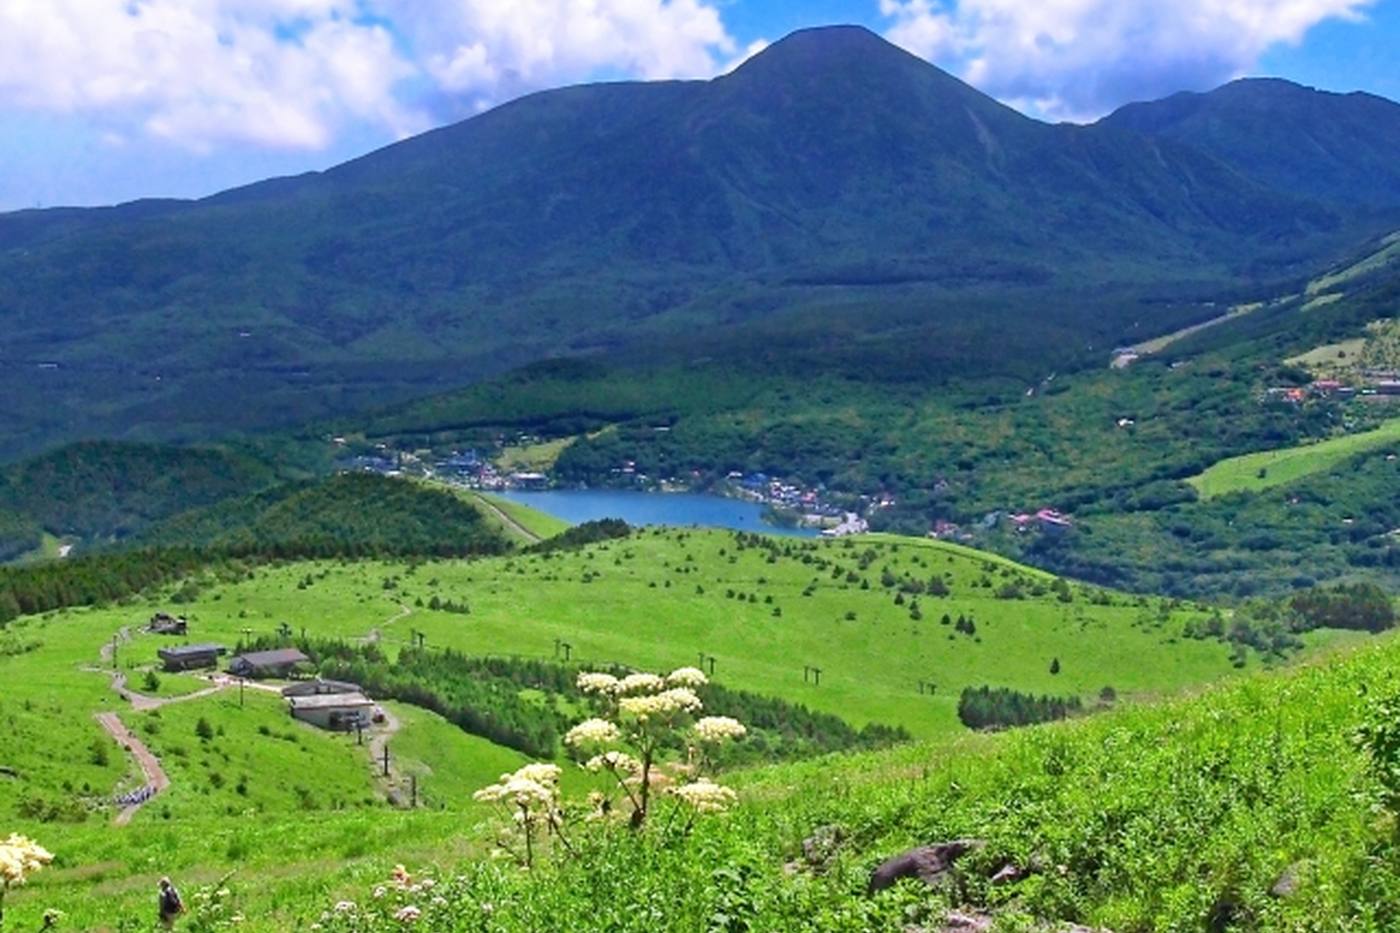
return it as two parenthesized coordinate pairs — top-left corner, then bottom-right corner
(1306, 230), (1400, 295)
(1188, 417), (1400, 499)
(0, 527), (1386, 928)
(0, 579), (1394, 929)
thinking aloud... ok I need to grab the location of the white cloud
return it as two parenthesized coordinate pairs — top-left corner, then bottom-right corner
(0, 0), (737, 152)
(383, 0), (735, 105)
(0, 0), (422, 150)
(879, 0), (1377, 120)
(721, 38), (771, 75)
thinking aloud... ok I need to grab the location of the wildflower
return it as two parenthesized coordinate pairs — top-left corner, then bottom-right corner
(694, 716), (747, 742)
(577, 672), (619, 695)
(420, 878), (435, 890)
(334, 901), (357, 913)
(392, 863), (410, 885)
(564, 718), (620, 747)
(620, 687), (701, 720)
(373, 885), (387, 899)
(512, 763), (562, 787)
(0, 835), (54, 895)
(617, 672), (666, 694)
(585, 751), (642, 774)
(230, 914), (245, 924)
(667, 666), (708, 688)
(431, 896), (448, 908)
(395, 904), (422, 923)
(671, 780), (738, 813)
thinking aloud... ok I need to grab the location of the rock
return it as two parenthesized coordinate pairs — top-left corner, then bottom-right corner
(990, 851), (1048, 885)
(942, 910), (994, 931)
(1270, 861), (1309, 899)
(990, 863), (1024, 885)
(867, 839), (987, 895)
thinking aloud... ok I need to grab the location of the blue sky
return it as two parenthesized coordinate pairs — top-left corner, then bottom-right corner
(0, 0), (1396, 211)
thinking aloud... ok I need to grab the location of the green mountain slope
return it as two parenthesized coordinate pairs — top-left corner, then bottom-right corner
(0, 441), (276, 546)
(1102, 78), (1400, 208)
(140, 472), (512, 558)
(1, 27), (1391, 459)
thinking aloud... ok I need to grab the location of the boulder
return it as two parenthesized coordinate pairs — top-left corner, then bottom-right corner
(867, 839), (987, 894)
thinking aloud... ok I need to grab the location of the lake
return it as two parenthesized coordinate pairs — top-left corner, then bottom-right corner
(497, 489), (820, 537)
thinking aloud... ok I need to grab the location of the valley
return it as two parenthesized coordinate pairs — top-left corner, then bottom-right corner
(3, 18), (1400, 932)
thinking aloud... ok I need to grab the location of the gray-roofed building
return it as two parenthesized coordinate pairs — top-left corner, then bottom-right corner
(281, 678), (362, 699)
(227, 648), (311, 679)
(287, 692), (375, 731)
(157, 643), (227, 672)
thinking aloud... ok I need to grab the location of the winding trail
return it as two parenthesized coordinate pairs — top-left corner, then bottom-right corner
(361, 602), (413, 645)
(471, 494), (542, 544)
(95, 711), (169, 826)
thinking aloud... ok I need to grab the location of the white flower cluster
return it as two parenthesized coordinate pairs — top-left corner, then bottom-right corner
(693, 716), (747, 742)
(473, 764), (561, 814)
(671, 780), (738, 813)
(564, 718), (620, 748)
(0, 833), (53, 886)
(576, 672), (619, 695)
(619, 687), (702, 720)
(585, 751), (642, 775)
(666, 666), (708, 688)
(617, 672), (667, 695)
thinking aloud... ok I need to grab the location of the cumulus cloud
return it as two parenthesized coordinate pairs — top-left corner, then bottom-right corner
(879, 0), (1376, 120)
(0, 0), (737, 151)
(383, 0), (736, 116)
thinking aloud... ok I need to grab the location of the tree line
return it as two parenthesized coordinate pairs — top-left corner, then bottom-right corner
(958, 685), (1084, 730)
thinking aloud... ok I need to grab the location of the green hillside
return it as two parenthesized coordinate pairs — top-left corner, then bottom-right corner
(139, 472), (512, 559)
(1102, 78), (1400, 207)
(1, 28), (1392, 460)
(0, 530), (1393, 928)
(1188, 417), (1400, 499)
(0, 441), (277, 549)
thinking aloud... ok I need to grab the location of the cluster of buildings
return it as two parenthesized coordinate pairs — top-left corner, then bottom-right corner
(1265, 373), (1400, 405)
(724, 472), (851, 525)
(148, 620), (379, 732)
(1008, 508), (1074, 535)
(340, 443), (554, 491)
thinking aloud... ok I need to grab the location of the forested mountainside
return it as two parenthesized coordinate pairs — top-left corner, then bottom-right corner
(2, 26), (1397, 459)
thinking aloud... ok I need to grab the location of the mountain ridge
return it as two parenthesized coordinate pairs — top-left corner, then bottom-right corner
(1, 25), (1398, 460)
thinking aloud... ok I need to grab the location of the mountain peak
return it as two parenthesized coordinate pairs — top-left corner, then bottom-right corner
(728, 24), (921, 79)
(1100, 75), (1400, 207)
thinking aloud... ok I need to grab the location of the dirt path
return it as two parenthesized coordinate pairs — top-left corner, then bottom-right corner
(471, 494), (542, 544)
(362, 602), (412, 645)
(98, 627), (131, 664)
(95, 711), (170, 826)
(366, 706), (414, 805)
(106, 672), (227, 711)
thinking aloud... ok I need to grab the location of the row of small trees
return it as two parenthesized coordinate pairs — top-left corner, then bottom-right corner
(957, 685), (1083, 730)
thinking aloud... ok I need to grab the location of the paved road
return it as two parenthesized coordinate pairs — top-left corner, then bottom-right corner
(95, 711), (170, 826)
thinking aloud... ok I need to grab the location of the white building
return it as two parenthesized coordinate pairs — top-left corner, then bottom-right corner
(287, 692), (375, 731)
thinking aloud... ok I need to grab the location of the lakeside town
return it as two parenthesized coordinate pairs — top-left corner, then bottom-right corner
(334, 437), (1084, 543)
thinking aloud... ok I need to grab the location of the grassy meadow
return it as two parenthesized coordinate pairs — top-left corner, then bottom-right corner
(1187, 416), (1400, 499)
(0, 526), (1385, 927)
